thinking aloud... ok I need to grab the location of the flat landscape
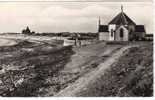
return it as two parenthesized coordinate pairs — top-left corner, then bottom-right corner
(0, 35), (153, 97)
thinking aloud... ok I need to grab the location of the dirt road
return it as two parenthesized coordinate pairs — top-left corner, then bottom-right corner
(55, 45), (138, 96)
(61, 42), (121, 73)
(1, 36), (150, 97)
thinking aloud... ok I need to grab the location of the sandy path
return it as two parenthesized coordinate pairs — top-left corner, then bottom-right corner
(61, 42), (120, 73)
(55, 45), (138, 97)
(0, 34), (56, 43)
(44, 42), (122, 96)
(0, 38), (17, 47)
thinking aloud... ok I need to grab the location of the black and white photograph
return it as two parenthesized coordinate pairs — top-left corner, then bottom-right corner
(0, 0), (153, 97)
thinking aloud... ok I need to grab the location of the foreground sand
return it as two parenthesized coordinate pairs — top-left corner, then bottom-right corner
(56, 42), (153, 97)
(0, 37), (153, 96)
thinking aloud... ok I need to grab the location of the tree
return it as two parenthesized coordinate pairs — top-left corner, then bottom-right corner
(21, 26), (31, 35)
(25, 26), (31, 34)
(22, 29), (26, 34)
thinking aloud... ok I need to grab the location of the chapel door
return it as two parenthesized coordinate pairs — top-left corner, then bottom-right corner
(120, 28), (124, 41)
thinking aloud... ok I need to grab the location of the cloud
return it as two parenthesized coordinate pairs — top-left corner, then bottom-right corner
(0, 2), (153, 33)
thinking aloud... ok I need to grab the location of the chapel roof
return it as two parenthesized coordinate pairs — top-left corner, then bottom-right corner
(109, 6), (136, 25)
(135, 25), (145, 32)
(98, 25), (108, 32)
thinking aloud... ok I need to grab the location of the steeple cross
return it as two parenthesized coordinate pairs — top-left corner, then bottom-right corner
(121, 5), (123, 12)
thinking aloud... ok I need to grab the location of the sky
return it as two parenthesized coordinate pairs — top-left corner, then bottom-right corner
(0, 1), (153, 33)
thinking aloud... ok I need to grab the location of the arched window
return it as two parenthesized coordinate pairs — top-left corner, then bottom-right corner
(129, 29), (133, 34)
(120, 28), (124, 38)
(111, 29), (113, 37)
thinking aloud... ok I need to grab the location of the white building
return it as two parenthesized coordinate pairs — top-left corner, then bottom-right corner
(98, 6), (146, 41)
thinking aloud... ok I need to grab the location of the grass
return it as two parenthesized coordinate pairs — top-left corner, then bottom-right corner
(0, 40), (153, 97)
(0, 40), (74, 97)
(75, 42), (153, 97)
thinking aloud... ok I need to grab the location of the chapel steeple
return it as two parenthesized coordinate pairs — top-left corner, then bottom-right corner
(98, 16), (101, 26)
(108, 5), (136, 25)
(121, 5), (123, 12)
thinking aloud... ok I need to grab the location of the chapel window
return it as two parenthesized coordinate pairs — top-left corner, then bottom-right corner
(111, 29), (114, 37)
(120, 28), (124, 38)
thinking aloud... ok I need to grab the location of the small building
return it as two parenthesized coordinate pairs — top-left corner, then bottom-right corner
(22, 26), (35, 35)
(98, 6), (146, 41)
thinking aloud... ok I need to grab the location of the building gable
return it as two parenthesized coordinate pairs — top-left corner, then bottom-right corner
(108, 12), (136, 25)
(115, 25), (129, 41)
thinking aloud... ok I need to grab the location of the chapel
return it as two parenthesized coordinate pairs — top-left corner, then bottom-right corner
(98, 6), (146, 41)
